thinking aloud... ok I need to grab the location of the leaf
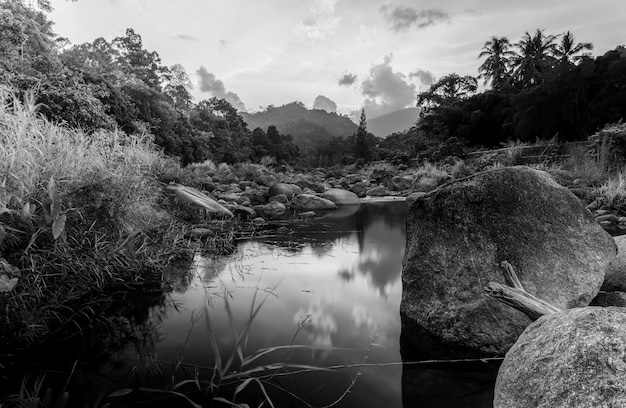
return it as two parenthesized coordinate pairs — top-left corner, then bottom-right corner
(234, 378), (254, 398)
(108, 389), (133, 398)
(21, 202), (32, 219)
(50, 195), (62, 220)
(0, 258), (20, 277)
(47, 176), (55, 201)
(0, 274), (19, 292)
(52, 214), (67, 240)
(0, 226), (5, 246)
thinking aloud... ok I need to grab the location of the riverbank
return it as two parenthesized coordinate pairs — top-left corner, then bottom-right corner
(2, 94), (626, 404)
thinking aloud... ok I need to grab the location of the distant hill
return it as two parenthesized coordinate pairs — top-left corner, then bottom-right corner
(241, 102), (358, 152)
(366, 108), (419, 138)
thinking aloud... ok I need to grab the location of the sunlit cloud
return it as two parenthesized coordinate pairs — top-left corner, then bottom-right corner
(338, 72), (358, 86)
(409, 68), (436, 88)
(196, 66), (247, 112)
(380, 4), (450, 32)
(174, 34), (200, 42)
(359, 54), (417, 118)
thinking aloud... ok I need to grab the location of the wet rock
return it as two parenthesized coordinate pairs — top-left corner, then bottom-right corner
(349, 182), (367, 198)
(258, 201), (287, 218)
(401, 166), (616, 356)
(367, 185), (387, 197)
(300, 211), (316, 219)
(269, 193), (289, 204)
(268, 183), (302, 199)
(321, 188), (360, 206)
(392, 175), (413, 190)
(252, 217), (265, 225)
(602, 235), (626, 292)
(290, 194), (337, 210)
(295, 179), (325, 193)
(254, 174), (277, 187)
(494, 307), (626, 408)
(233, 206), (256, 220)
(346, 174), (361, 184)
(243, 191), (267, 205)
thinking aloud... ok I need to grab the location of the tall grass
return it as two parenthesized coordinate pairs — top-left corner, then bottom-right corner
(0, 90), (191, 351)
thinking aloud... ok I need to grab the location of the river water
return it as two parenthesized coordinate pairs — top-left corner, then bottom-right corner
(144, 199), (498, 407)
(9, 200), (498, 407)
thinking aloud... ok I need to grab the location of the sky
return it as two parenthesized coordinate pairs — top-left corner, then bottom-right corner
(49, 0), (625, 119)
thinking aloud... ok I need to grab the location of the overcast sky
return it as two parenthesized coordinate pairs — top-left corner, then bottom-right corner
(50, 0), (624, 119)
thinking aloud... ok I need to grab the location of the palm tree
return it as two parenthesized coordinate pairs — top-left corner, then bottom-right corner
(554, 31), (593, 64)
(478, 36), (516, 91)
(511, 29), (559, 88)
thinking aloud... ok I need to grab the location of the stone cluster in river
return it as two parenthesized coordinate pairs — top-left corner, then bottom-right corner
(181, 166), (448, 225)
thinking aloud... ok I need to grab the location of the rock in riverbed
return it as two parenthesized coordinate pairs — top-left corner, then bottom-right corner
(401, 166), (616, 356)
(494, 307), (626, 408)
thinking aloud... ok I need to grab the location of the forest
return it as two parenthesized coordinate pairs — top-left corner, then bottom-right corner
(2, 1), (626, 168)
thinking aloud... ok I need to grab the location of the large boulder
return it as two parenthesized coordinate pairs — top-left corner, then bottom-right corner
(602, 235), (626, 291)
(290, 194), (337, 211)
(321, 188), (360, 206)
(401, 166), (616, 356)
(268, 183), (302, 199)
(494, 307), (626, 407)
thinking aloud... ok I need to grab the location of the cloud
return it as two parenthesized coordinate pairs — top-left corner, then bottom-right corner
(173, 34), (200, 42)
(359, 54), (417, 119)
(380, 5), (449, 32)
(338, 72), (358, 86)
(409, 68), (436, 88)
(313, 95), (337, 113)
(300, 0), (341, 39)
(196, 66), (247, 112)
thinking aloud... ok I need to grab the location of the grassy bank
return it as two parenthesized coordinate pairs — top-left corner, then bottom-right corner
(0, 90), (194, 353)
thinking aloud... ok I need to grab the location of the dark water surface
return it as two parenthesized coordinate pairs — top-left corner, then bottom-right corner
(5, 200), (498, 407)
(149, 199), (498, 407)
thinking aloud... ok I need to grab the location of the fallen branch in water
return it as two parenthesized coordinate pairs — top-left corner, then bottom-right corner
(485, 261), (562, 321)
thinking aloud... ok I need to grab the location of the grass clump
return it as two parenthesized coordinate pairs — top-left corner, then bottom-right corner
(594, 171), (626, 214)
(0, 91), (192, 350)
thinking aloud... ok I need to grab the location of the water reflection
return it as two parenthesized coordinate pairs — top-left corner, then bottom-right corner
(153, 201), (407, 407)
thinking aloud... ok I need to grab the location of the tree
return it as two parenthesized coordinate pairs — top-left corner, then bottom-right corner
(112, 28), (169, 90)
(478, 36), (516, 91)
(354, 108), (370, 160)
(417, 73), (478, 113)
(511, 29), (559, 87)
(554, 31), (593, 65)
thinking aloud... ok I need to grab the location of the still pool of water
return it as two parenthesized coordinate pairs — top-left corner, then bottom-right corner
(148, 200), (497, 407)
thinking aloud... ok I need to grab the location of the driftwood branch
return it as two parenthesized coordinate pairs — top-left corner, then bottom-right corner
(485, 261), (562, 321)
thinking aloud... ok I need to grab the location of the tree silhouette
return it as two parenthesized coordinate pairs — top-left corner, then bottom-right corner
(478, 36), (515, 91)
(355, 108), (370, 160)
(512, 29), (559, 87)
(554, 31), (593, 65)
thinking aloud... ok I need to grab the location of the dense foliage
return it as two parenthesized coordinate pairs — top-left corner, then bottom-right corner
(389, 30), (626, 161)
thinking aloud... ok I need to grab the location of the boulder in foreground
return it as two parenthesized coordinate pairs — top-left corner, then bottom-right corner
(401, 166), (616, 356)
(494, 307), (626, 408)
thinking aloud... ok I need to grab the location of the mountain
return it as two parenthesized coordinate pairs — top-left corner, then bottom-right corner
(241, 102), (358, 152)
(366, 108), (419, 138)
